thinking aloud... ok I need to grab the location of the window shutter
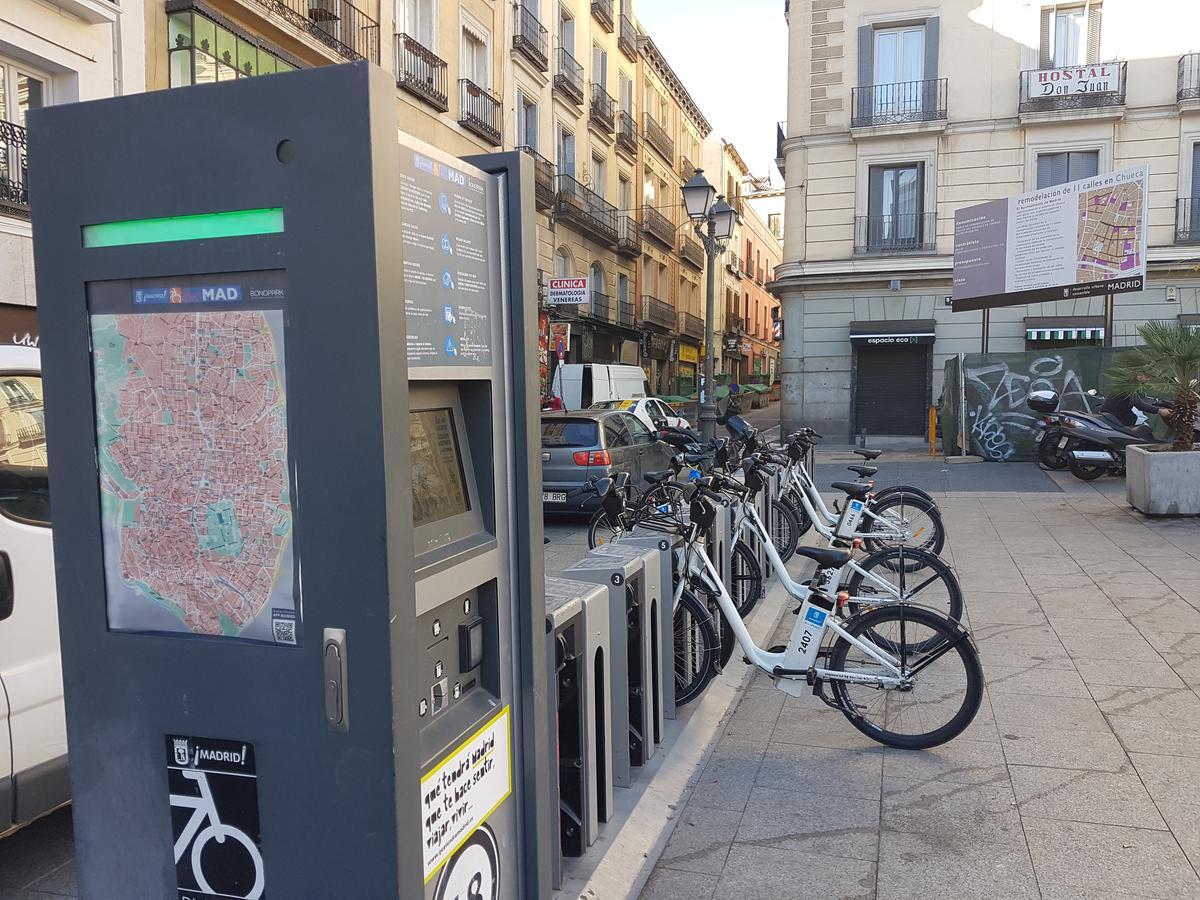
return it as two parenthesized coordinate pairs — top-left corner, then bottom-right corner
(1086, 5), (1102, 63)
(858, 25), (873, 86)
(1192, 143), (1200, 200)
(924, 17), (940, 78)
(868, 166), (884, 217)
(1039, 8), (1054, 68)
(1037, 152), (1068, 189)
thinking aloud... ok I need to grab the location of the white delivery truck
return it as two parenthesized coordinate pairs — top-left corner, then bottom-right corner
(550, 363), (648, 410)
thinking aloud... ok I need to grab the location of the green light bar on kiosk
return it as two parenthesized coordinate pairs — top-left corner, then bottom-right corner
(82, 208), (285, 248)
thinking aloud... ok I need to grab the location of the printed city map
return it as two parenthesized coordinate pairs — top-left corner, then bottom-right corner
(1076, 182), (1144, 283)
(91, 307), (298, 642)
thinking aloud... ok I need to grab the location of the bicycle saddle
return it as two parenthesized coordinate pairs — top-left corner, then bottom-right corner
(830, 481), (872, 500)
(793, 546), (851, 569)
(854, 448), (883, 460)
(645, 471), (672, 484)
(847, 465), (878, 477)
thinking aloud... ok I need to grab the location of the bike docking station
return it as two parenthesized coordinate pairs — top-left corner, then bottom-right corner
(617, 531), (678, 720)
(542, 576), (606, 885)
(30, 63), (553, 900)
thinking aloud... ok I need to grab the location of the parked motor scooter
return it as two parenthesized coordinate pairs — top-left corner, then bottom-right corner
(1027, 390), (1113, 470)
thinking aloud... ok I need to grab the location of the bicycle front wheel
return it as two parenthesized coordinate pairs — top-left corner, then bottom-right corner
(673, 590), (718, 707)
(827, 605), (983, 750)
(781, 493), (813, 538)
(730, 542), (763, 618)
(587, 510), (625, 549)
(843, 546), (963, 624)
(861, 492), (945, 559)
(770, 500), (800, 564)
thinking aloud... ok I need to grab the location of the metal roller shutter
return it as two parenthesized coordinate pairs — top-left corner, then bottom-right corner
(855, 345), (928, 436)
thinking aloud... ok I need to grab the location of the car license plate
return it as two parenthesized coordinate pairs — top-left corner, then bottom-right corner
(543, 491), (567, 503)
(1035, 431), (1044, 443)
(1058, 436), (1069, 449)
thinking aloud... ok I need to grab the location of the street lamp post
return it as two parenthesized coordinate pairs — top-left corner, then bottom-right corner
(681, 169), (736, 441)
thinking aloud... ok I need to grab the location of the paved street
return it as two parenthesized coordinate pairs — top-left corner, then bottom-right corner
(641, 471), (1200, 900)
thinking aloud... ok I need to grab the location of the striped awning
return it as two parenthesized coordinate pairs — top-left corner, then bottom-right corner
(1025, 326), (1105, 341)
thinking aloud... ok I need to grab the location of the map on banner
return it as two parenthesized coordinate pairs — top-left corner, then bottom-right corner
(89, 271), (299, 644)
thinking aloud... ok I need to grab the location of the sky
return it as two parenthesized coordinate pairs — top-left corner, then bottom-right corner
(635, 0), (788, 186)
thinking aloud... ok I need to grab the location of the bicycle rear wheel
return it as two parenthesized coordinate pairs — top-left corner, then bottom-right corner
(861, 492), (945, 559)
(673, 590), (718, 707)
(827, 605), (982, 750)
(587, 510), (624, 549)
(730, 542), (763, 617)
(843, 546), (963, 624)
(781, 493), (813, 538)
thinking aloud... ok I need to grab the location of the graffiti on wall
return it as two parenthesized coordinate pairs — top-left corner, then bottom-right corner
(956, 351), (1114, 461)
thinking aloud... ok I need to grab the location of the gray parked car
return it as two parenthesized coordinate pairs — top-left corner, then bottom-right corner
(541, 410), (675, 512)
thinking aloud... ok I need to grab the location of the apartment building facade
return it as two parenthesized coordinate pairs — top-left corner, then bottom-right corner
(2, 0), (145, 340)
(773, 0), (1200, 439)
(702, 138), (783, 385)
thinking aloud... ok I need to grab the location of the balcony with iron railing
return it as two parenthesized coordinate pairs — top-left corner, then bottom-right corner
(459, 79), (501, 145)
(726, 250), (741, 277)
(519, 145), (556, 211)
(616, 215), (642, 258)
(755, 265), (764, 285)
(679, 155), (696, 181)
(554, 47), (585, 105)
(679, 234), (704, 270)
(272, 0), (380, 62)
(1018, 61), (1126, 120)
(0, 121), (30, 221)
(741, 255), (754, 277)
(641, 295), (676, 331)
(853, 212), (937, 255)
(643, 112), (674, 163)
(617, 298), (636, 329)
(395, 33), (448, 110)
(1177, 198), (1200, 244)
(641, 205), (675, 249)
(556, 174), (618, 245)
(678, 311), (704, 340)
(619, 13), (637, 60)
(1180, 53), (1200, 106)
(589, 82), (615, 135)
(851, 78), (948, 130)
(588, 291), (612, 321)
(513, 2), (549, 72)
(616, 110), (637, 156)
(725, 312), (745, 333)
(591, 0), (613, 32)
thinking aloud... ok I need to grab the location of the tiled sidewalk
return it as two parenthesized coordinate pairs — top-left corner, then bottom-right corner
(641, 488), (1200, 900)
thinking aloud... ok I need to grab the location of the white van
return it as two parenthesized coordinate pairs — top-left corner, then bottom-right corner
(0, 346), (68, 837)
(551, 363), (647, 411)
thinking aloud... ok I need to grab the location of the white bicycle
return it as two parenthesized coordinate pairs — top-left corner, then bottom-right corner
(171, 769), (265, 900)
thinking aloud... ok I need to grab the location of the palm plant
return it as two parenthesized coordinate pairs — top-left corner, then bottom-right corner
(1106, 321), (1200, 451)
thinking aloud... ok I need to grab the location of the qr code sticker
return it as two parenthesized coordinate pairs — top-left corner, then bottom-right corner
(272, 614), (297, 645)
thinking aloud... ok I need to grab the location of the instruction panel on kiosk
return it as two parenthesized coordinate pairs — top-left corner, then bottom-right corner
(87, 270), (300, 646)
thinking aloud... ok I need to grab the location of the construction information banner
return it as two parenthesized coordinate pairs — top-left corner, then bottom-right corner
(951, 164), (1148, 312)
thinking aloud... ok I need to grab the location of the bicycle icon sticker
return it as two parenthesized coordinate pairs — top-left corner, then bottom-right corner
(166, 735), (265, 900)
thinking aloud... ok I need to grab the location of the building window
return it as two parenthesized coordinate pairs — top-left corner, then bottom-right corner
(554, 245), (574, 277)
(591, 153), (606, 198)
(592, 44), (607, 88)
(619, 71), (632, 113)
(768, 213), (782, 239)
(0, 60), (46, 127)
(400, 0), (437, 49)
(556, 123), (575, 177)
(619, 175), (631, 211)
(1036, 150), (1099, 188)
(618, 273), (629, 306)
(1040, 4), (1101, 68)
(866, 162), (924, 249)
(559, 8), (575, 55)
(517, 91), (538, 149)
(874, 25), (925, 85)
(167, 10), (295, 88)
(461, 22), (489, 87)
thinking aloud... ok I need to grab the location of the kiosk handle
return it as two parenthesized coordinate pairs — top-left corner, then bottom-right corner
(323, 628), (350, 733)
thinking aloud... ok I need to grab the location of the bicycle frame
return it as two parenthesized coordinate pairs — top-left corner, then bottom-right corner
(780, 461), (918, 543)
(681, 535), (903, 698)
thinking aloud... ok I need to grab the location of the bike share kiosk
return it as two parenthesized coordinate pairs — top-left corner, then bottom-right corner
(619, 531), (678, 720)
(30, 63), (550, 900)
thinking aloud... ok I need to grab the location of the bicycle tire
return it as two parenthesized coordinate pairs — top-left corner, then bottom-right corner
(861, 492), (946, 559)
(644, 481), (688, 516)
(673, 590), (718, 707)
(827, 604), (983, 750)
(872, 483), (938, 508)
(770, 499), (800, 564)
(730, 542), (763, 618)
(843, 545), (963, 625)
(587, 510), (624, 549)
(707, 589), (737, 669)
(781, 493), (813, 538)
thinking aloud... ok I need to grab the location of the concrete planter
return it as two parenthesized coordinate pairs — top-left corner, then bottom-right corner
(1126, 444), (1200, 516)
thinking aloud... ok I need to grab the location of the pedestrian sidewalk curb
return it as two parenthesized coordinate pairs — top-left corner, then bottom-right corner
(555, 577), (795, 900)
